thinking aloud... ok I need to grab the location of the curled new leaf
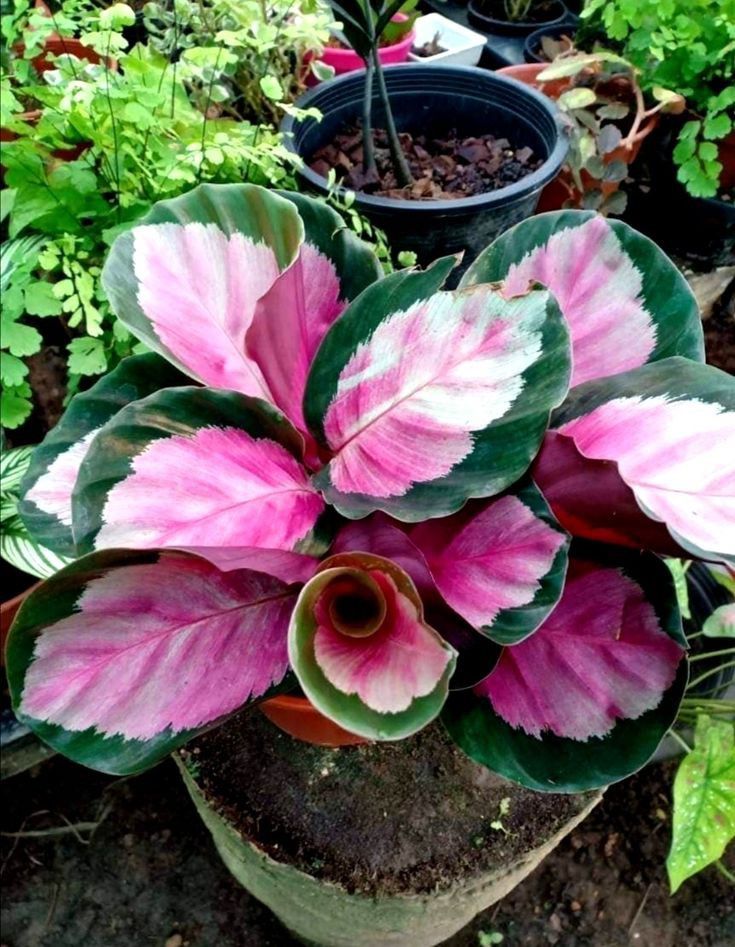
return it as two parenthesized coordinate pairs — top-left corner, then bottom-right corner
(289, 552), (456, 739)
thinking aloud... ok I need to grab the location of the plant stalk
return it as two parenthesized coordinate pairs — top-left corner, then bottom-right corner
(371, 47), (413, 188)
(362, 56), (376, 177)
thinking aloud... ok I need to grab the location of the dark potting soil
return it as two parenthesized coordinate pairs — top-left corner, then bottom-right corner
(185, 711), (594, 897)
(703, 275), (735, 375)
(1, 745), (733, 946)
(310, 125), (542, 200)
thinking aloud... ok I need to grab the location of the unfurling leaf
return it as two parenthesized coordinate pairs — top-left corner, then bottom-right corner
(667, 716), (735, 893)
(289, 552), (456, 739)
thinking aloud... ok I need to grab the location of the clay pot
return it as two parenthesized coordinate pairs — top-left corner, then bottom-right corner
(260, 694), (369, 747)
(717, 130), (735, 191)
(497, 62), (658, 210)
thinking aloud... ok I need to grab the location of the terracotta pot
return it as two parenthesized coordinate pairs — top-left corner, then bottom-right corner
(498, 62), (658, 210)
(1, 582), (41, 663)
(260, 694), (369, 747)
(317, 15), (415, 75)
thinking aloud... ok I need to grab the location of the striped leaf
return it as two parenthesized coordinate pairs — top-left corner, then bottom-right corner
(20, 354), (189, 557)
(1, 445), (34, 496)
(305, 261), (571, 520)
(462, 212), (704, 388)
(71, 387), (325, 556)
(1, 514), (73, 578)
(7, 550), (297, 774)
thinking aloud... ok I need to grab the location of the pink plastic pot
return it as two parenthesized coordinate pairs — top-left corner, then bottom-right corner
(318, 14), (415, 75)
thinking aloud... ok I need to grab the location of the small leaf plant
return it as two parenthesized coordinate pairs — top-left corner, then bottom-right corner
(537, 50), (684, 215)
(5, 184), (735, 794)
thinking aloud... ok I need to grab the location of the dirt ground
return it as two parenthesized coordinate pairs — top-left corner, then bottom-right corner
(1, 746), (733, 947)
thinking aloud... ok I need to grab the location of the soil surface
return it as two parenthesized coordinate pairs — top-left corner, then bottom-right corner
(2, 731), (733, 947)
(702, 275), (735, 375)
(310, 126), (541, 200)
(184, 713), (593, 897)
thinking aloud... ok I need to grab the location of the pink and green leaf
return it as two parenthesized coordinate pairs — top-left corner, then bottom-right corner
(305, 261), (571, 520)
(289, 552), (456, 739)
(443, 547), (688, 791)
(411, 482), (569, 645)
(246, 191), (381, 439)
(19, 354), (188, 557)
(6, 550), (298, 774)
(101, 184), (303, 399)
(332, 515), (502, 688)
(552, 358), (735, 563)
(71, 387), (325, 556)
(461, 212), (703, 388)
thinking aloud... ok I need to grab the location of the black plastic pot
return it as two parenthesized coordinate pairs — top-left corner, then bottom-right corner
(281, 66), (567, 275)
(468, 0), (569, 37)
(523, 23), (577, 63)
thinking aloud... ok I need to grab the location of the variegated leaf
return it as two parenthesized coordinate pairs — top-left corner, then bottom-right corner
(411, 482), (569, 644)
(289, 552), (456, 739)
(305, 261), (571, 520)
(20, 354), (188, 557)
(71, 387), (325, 556)
(6, 550), (297, 774)
(552, 359), (735, 562)
(461, 212), (703, 388)
(443, 547), (688, 791)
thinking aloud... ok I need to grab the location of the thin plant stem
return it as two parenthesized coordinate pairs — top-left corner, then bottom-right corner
(688, 661), (735, 691)
(715, 860), (735, 884)
(362, 57), (376, 176)
(371, 47), (413, 188)
(668, 729), (692, 754)
(689, 648), (735, 663)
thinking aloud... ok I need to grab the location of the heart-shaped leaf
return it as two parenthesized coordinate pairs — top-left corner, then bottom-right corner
(411, 482), (569, 645)
(20, 354), (188, 557)
(443, 546), (687, 791)
(667, 715), (735, 892)
(71, 387), (325, 556)
(6, 550), (298, 774)
(305, 262), (571, 520)
(289, 552), (456, 739)
(461, 212), (703, 388)
(553, 358), (735, 563)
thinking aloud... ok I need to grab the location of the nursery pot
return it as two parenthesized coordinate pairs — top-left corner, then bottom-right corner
(497, 62), (659, 210)
(282, 65), (567, 274)
(468, 0), (569, 37)
(318, 15), (414, 75)
(177, 712), (601, 947)
(523, 23), (577, 63)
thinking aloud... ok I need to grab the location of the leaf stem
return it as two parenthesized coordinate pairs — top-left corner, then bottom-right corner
(687, 661), (735, 691)
(371, 48), (413, 188)
(688, 648), (735, 663)
(668, 729), (692, 754)
(715, 860), (735, 884)
(362, 56), (376, 177)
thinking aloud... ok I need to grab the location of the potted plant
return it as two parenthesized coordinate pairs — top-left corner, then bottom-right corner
(581, 0), (734, 200)
(523, 24), (576, 63)
(408, 12), (486, 67)
(318, 3), (418, 75)
(282, 0), (567, 272)
(500, 51), (684, 214)
(6, 182), (734, 945)
(467, 0), (570, 40)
